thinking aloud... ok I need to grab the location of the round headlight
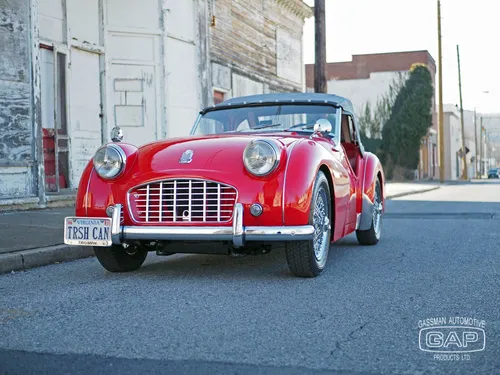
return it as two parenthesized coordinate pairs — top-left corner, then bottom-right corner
(93, 144), (126, 179)
(243, 140), (281, 176)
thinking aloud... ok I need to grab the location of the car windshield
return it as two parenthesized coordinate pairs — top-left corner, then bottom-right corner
(191, 104), (338, 137)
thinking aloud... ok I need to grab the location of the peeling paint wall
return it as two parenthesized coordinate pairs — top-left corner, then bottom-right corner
(0, 0), (35, 198)
(210, 0), (311, 97)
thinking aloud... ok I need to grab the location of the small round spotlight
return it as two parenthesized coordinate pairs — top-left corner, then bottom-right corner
(106, 206), (115, 217)
(250, 203), (263, 217)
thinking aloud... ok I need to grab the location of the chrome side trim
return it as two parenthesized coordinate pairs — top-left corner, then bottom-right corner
(282, 140), (299, 225)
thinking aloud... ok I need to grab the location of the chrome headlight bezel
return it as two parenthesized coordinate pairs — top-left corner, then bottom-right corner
(242, 139), (281, 176)
(92, 144), (127, 180)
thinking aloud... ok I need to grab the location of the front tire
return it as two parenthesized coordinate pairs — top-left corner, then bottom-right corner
(94, 244), (148, 272)
(285, 171), (332, 278)
(356, 179), (383, 245)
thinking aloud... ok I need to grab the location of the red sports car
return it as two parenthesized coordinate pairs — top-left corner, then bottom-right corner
(64, 93), (385, 278)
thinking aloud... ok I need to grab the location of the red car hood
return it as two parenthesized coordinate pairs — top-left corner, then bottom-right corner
(131, 133), (299, 176)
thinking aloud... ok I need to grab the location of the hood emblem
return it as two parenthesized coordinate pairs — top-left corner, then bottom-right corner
(179, 149), (194, 164)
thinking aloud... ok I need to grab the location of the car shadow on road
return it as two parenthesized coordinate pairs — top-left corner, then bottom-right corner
(129, 237), (361, 280)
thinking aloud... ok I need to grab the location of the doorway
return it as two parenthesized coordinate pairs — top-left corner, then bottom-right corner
(40, 45), (70, 193)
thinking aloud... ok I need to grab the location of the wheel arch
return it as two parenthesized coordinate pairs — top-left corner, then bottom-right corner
(358, 152), (384, 230)
(282, 139), (336, 226)
(319, 164), (335, 240)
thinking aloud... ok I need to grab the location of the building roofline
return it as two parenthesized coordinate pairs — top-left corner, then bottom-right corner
(305, 49), (436, 68)
(352, 50), (436, 64)
(276, 0), (313, 19)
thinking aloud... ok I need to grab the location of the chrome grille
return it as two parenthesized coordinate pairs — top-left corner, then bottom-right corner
(128, 179), (237, 223)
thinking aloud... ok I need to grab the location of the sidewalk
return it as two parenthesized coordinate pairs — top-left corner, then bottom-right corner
(0, 181), (440, 274)
(384, 181), (440, 199)
(0, 207), (94, 274)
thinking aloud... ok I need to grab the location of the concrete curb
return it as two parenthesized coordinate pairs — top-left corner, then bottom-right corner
(0, 245), (94, 274)
(386, 185), (441, 199)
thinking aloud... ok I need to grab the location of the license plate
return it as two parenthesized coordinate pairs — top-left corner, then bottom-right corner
(64, 217), (112, 247)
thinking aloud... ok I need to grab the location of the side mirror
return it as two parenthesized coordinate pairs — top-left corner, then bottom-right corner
(110, 126), (123, 142)
(313, 119), (332, 135)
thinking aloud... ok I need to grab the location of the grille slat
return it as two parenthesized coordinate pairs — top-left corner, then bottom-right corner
(129, 179), (237, 223)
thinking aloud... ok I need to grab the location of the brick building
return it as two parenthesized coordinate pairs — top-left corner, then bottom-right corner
(305, 50), (438, 180)
(0, 0), (312, 209)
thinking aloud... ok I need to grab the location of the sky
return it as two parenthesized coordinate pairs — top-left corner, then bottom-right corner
(302, 0), (500, 115)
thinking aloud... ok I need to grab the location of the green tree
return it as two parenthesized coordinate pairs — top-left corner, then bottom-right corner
(357, 102), (372, 137)
(381, 64), (433, 180)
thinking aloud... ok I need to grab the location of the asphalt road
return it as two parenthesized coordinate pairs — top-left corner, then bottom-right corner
(1, 181), (499, 374)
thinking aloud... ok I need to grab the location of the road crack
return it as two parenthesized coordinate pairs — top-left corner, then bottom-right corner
(330, 320), (372, 360)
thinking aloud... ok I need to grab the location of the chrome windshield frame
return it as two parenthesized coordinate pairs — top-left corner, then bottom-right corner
(189, 103), (341, 140)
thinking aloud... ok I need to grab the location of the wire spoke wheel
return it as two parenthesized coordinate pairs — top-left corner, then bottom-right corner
(313, 187), (329, 265)
(285, 171), (331, 278)
(372, 182), (383, 238)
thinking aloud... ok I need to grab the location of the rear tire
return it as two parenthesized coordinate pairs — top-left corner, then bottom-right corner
(285, 171), (332, 278)
(94, 244), (148, 272)
(356, 179), (383, 246)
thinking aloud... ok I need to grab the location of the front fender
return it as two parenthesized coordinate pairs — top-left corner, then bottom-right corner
(282, 138), (342, 226)
(358, 152), (385, 230)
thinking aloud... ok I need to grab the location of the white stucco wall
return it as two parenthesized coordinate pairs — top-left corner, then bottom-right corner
(443, 105), (468, 181)
(325, 71), (407, 119)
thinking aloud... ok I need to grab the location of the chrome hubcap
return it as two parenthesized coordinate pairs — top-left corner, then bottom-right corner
(373, 183), (383, 237)
(313, 187), (330, 265)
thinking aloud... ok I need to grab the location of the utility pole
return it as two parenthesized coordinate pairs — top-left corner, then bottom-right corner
(437, 0), (445, 182)
(314, 0), (327, 93)
(457, 44), (468, 180)
(474, 108), (478, 178)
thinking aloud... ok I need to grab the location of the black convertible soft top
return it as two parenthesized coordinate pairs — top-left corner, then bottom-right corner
(200, 92), (355, 116)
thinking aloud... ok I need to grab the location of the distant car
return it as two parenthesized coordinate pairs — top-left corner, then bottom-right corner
(487, 168), (499, 178)
(64, 93), (385, 278)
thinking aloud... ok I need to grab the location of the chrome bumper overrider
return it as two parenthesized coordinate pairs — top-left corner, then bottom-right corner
(111, 204), (314, 248)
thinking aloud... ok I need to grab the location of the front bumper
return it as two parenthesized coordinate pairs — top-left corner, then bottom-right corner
(110, 204), (314, 248)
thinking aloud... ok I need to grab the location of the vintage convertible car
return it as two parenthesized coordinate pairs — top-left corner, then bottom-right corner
(64, 93), (385, 277)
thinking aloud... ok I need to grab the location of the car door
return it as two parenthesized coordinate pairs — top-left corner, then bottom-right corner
(339, 114), (359, 233)
(316, 113), (356, 239)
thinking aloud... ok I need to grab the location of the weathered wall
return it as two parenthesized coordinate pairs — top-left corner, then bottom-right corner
(210, 0), (311, 95)
(0, 0), (34, 198)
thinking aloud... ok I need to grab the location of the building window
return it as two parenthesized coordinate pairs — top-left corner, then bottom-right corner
(214, 90), (226, 105)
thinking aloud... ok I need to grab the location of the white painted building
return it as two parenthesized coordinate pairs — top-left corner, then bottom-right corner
(442, 105), (465, 180)
(0, 0), (311, 209)
(305, 51), (438, 180)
